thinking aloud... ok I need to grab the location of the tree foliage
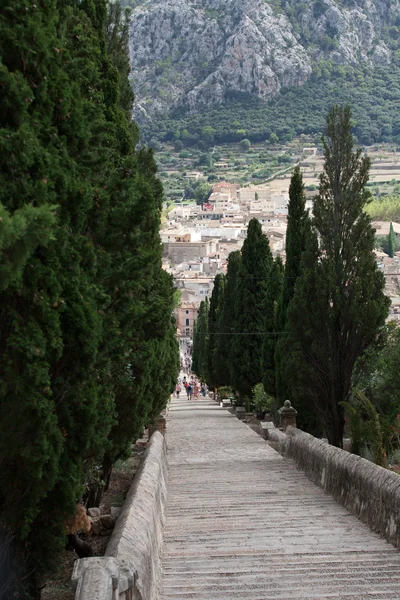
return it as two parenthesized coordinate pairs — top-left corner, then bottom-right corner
(0, 1), (178, 595)
(207, 274), (225, 389)
(388, 221), (395, 258)
(230, 219), (273, 399)
(261, 256), (283, 397)
(353, 322), (400, 455)
(192, 298), (209, 381)
(142, 60), (400, 148)
(367, 194), (400, 222)
(341, 390), (387, 467)
(213, 251), (241, 387)
(275, 166), (309, 414)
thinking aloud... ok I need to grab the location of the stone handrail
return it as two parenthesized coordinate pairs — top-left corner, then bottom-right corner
(72, 557), (137, 600)
(265, 424), (400, 548)
(72, 431), (168, 600)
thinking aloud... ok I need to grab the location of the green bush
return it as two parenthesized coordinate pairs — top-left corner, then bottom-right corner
(218, 386), (234, 399)
(252, 383), (274, 414)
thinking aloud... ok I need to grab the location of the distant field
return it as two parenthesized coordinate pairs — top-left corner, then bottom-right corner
(155, 140), (400, 206)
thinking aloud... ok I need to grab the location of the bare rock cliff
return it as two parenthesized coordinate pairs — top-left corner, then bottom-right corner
(127, 0), (399, 119)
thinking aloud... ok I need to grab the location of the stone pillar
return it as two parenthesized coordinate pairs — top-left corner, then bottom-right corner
(278, 400), (298, 431)
(148, 415), (166, 438)
(72, 557), (139, 600)
(72, 557), (119, 600)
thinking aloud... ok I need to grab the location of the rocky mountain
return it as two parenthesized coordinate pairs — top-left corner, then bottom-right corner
(127, 0), (400, 121)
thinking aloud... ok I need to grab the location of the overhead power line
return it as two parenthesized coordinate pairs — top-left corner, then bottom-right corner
(194, 331), (288, 336)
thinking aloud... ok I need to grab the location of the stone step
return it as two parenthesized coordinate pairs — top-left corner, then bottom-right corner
(162, 555), (400, 571)
(161, 396), (400, 599)
(162, 592), (400, 600)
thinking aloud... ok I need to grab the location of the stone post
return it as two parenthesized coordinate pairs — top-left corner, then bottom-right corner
(278, 400), (297, 431)
(72, 557), (119, 600)
(72, 557), (139, 600)
(148, 415), (166, 438)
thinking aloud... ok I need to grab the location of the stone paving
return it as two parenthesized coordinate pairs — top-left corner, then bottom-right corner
(161, 395), (400, 600)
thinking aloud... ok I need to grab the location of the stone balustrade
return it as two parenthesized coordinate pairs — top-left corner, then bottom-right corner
(264, 409), (400, 549)
(72, 557), (138, 600)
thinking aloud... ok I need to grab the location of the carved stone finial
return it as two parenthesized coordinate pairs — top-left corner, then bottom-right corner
(278, 400), (297, 430)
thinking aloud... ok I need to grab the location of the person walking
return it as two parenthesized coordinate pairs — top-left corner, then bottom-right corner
(175, 383), (181, 398)
(186, 383), (193, 400)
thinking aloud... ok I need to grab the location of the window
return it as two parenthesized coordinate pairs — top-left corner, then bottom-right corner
(186, 310), (189, 314)
(186, 319), (190, 326)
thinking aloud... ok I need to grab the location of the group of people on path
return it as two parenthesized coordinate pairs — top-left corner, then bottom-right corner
(175, 376), (207, 400)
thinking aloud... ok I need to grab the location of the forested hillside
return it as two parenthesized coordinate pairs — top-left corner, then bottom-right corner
(124, 0), (400, 145)
(142, 61), (400, 146)
(0, 1), (178, 597)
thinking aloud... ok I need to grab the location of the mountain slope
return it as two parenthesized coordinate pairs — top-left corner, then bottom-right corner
(127, 0), (400, 123)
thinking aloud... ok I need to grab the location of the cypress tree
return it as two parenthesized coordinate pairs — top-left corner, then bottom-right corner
(261, 256), (284, 397)
(0, 204), (56, 292)
(286, 106), (390, 447)
(0, 3), (114, 593)
(388, 221), (395, 258)
(214, 251), (241, 387)
(0, 1), (179, 595)
(231, 219), (273, 399)
(99, 144), (179, 485)
(207, 273), (225, 390)
(192, 318), (200, 376)
(275, 166), (308, 405)
(192, 298), (209, 382)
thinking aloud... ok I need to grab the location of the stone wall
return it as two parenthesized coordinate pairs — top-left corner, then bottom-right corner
(106, 431), (167, 599)
(267, 426), (400, 548)
(72, 431), (168, 600)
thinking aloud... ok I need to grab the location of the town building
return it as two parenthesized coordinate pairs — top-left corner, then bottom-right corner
(175, 276), (215, 302)
(176, 302), (199, 338)
(163, 240), (219, 264)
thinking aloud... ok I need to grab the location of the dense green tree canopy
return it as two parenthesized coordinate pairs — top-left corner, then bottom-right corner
(141, 61), (400, 147)
(354, 322), (400, 454)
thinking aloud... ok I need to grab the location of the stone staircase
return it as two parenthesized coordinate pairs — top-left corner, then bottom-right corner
(161, 396), (400, 600)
